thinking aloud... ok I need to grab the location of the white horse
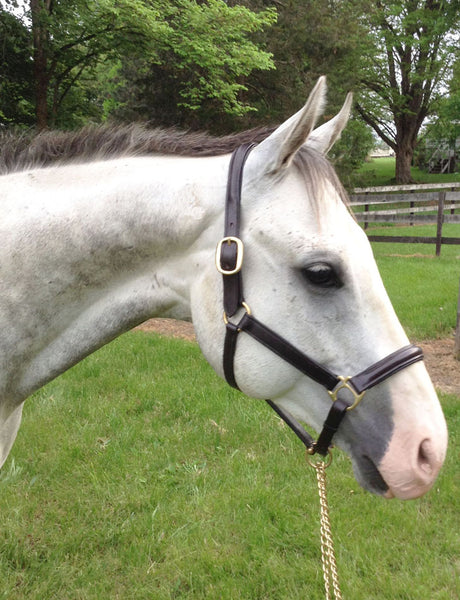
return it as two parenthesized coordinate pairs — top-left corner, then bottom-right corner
(0, 78), (447, 499)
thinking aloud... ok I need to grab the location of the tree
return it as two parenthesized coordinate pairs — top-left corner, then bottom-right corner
(355, 1), (460, 183)
(2, 0), (275, 129)
(224, 0), (370, 127)
(0, 8), (34, 126)
(104, 0), (276, 132)
(14, 0), (169, 128)
(423, 58), (460, 146)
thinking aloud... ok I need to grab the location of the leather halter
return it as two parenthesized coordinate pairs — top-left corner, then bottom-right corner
(217, 144), (424, 456)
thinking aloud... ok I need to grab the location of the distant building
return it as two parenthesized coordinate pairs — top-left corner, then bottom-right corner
(369, 146), (395, 158)
(426, 138), (459, 173)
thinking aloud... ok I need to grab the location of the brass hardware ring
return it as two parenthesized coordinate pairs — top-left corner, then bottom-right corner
(328, 376), (365, 411)
(306, 447), (333, 468)
(223, 301), (251, 325)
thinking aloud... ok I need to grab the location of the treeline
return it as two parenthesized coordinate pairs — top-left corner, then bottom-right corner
(1, 1), (460, 183)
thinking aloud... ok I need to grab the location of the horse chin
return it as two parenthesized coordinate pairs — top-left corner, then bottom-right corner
(351, 455), (390, 497)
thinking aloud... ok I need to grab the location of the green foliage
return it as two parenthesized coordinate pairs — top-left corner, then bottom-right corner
(0, 0), (276, 129)
(422, 59), (460, 147)
(226, 0), (370, 129)
(0, 8), (34, 127)
(4, 0), (460, 185)
(160, 0), (276, 115)
(330, 119), (375, 190)
(102, 0), (276, 130)
(33, 0), (170, 127)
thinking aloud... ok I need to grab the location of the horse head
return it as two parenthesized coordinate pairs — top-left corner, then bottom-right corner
(192, 77), (448, 500)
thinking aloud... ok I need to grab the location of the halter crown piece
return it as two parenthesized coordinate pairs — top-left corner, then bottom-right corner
(216, 144), (424, 456)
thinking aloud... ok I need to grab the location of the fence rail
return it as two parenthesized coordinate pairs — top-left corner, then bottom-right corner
(350, 183), (460, 256)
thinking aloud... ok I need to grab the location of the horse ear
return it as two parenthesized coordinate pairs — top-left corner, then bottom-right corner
(253, 76), (327, 174)
(305, 92), (353, 155)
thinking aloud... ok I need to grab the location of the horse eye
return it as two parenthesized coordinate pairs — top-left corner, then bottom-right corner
(301, 263), (341, 288)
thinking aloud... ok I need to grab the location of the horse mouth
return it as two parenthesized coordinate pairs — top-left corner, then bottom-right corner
(354, 455), (389, 496)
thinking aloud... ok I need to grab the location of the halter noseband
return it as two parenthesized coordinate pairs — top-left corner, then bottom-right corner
(216, 144), (424, 456)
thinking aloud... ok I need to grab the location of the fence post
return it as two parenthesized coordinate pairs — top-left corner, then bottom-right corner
(455, 276), (460, 361)
(364, 191), (369, 230)
(410, 189), (414, 226)
(435, 191), (446, 257)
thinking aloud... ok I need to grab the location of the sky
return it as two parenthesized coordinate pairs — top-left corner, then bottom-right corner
(1, 0), (30, 23)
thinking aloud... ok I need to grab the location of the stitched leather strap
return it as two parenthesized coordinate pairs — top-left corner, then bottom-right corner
(266, 399), (316, 449)
(348, 344), (423, 394)
(220, 143), (256, 317)
(230, 313), (423, 455)
(223, 322), (240, 389)
(314, 398), (350, 456)
(238, 313), (339, 390)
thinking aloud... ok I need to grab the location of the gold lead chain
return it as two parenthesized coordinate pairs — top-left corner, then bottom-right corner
(308, 455), (343, 600)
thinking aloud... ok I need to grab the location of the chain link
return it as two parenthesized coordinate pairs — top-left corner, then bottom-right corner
(310, 458), (343, 600)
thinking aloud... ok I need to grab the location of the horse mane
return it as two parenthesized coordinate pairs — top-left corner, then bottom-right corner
(0, 121), (348, 206)
(0, 123), (276, 175)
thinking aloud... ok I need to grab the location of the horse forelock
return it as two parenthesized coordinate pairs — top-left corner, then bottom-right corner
(293, 146), (349, 209)
(0, 123), (276, 175)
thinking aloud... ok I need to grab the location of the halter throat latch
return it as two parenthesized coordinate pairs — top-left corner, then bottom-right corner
(218, 145), (424, 456)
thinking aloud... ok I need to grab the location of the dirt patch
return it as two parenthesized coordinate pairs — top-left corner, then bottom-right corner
(414, 337), (460, 396)
(135, 318), (196, 342)
(135, 319), (460, 397)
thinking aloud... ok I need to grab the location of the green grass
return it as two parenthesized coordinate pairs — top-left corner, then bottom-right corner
(368, 226), (459, 339)
(355, 156), (460, 187)
(0, 328), (458, 599)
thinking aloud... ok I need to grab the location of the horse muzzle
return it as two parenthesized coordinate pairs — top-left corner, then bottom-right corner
(379, 427), (447, 500)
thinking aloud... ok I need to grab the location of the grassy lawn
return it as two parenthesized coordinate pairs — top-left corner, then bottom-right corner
(355, 156), (460, 188)
(0, 335), (458, 600)
(369, 227), (459, 339)
(0, 278), (458, 599)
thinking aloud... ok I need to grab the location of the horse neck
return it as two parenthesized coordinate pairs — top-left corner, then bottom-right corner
(71, 154), (227, 258)
(0, 154), (230, 400)
(3, 153), (229, 348)
(118, 154), (229, 318)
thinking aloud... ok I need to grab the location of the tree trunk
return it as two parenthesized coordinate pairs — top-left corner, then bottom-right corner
(394, 120), (418, 184)
(31, 0), (50, 130)
(395, 145), (413, 184)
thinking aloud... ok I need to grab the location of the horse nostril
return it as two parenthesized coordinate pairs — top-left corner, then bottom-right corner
(418, 439), (434, 475)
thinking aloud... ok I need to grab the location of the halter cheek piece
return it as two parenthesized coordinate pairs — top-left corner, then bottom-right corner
(216, 144), (424, 456)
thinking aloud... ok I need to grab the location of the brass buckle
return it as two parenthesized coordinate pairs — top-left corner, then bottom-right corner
(328, 376), (365, 411)
(215, 237), (244, 275)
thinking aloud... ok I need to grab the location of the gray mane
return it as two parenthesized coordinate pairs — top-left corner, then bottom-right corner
(0, 122), (348, 205)
(0, 123), (276, 175)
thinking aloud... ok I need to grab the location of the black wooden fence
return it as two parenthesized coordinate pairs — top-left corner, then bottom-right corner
(350, 183), (460, 256)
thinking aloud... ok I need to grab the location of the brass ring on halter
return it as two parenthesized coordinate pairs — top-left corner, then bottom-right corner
(223, 301), (252, 326)
(328, 375), (366, 411)
(306, 447), (333, 469)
